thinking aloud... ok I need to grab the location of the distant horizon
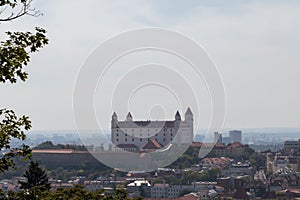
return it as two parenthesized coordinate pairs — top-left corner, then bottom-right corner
(28, 126), (300, 134)
(22, 127), (300, 148)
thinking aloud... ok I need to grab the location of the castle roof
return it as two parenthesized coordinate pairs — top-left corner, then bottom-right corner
(126, 112), (132, 118)
(185, 107), (193, 115)
(175, 110), (181, 121)
(116, 120), (177, 128)
(141, 139), (162, 150)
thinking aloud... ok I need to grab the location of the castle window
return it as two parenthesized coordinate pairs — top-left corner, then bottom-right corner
(163, 138), (166, 142)
(155, 138), (158, 141)
(116, 138), (119, 142)
(170, 129), (172, 131)
(116, 129), (119, 132)
(125, 138), (127, 142)
(171, 133), (173, 136)
(140, 138), (142, 142)
(163, 133), (165, 136)
(155, 134), (158, 136)
(163, 129), (165, 131)
(116, 134), (119, 136)
(125, 134), (127, 136)
(132, 138), (134, 142)
(171, 138), (173, 141)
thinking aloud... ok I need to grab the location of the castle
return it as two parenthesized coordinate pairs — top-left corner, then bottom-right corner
(111, 108), (194, 152)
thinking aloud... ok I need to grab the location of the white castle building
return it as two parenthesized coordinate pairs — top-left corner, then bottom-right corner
(111, 108), (194, 152)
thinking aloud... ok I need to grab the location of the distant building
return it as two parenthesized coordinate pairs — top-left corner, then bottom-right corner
(214, 132), (222, 144)
(212, 143), (227, 157)
(217, 175), (251, 192)
(266, 152), (300, 173)
(284, 139), (300, 151)
(229, 130), (242, 143)
(111, 108), (194, 151)
(222, 137), (231, 145)
(221, 162), (253, 178)
(226, 142), (246, 157)
(208, 142), (247, 158)
(200, 157), (232, 169)
(127, 180), (151, 197)
(269, 166), (300, 192)
(150, 182), (217, 199)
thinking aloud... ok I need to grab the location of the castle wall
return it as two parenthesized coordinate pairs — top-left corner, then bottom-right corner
(111, 110), (193, 149)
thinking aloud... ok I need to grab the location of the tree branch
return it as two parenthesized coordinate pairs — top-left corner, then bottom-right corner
(0, 0), (41, 22)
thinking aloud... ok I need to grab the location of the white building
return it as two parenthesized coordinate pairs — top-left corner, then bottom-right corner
(150, 182), (217, 198)
(111, 108), (194, 151)
(221, 163), (253, 178)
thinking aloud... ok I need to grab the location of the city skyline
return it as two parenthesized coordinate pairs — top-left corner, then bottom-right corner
(1, 1), (300, 198)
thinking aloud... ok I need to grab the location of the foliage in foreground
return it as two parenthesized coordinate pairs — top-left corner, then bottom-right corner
(0, 0), (48, 172)
(1, 162), (141, 199)
(0, 186), (143, 200)
(19, 161), (50, 191)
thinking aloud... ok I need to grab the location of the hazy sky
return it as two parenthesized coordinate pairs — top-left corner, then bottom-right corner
(1, 0), (299, 131)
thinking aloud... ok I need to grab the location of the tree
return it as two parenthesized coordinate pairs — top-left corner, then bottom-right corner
(112, 189), (129, 200)
(0, 0), (42, 22)
(1, 186), (143, 200)
(0, 109), (32, 172)
(33, 141), (55, 149)
(47, 185), (103, 200)
(0, 0), (48, 172)
(19, 161), (51, 191)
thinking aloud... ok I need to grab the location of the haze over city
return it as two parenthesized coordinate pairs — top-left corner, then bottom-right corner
(2, 1), (300, 199)
(1, 0), (300, 131)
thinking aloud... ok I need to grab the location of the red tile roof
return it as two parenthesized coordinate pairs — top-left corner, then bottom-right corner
(191, 142), (202, 148)
(214, 143), (226, 149)
(32, 149), (74, 154)
(228, 142), (243, 149)
(201, 157), (232, 165)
